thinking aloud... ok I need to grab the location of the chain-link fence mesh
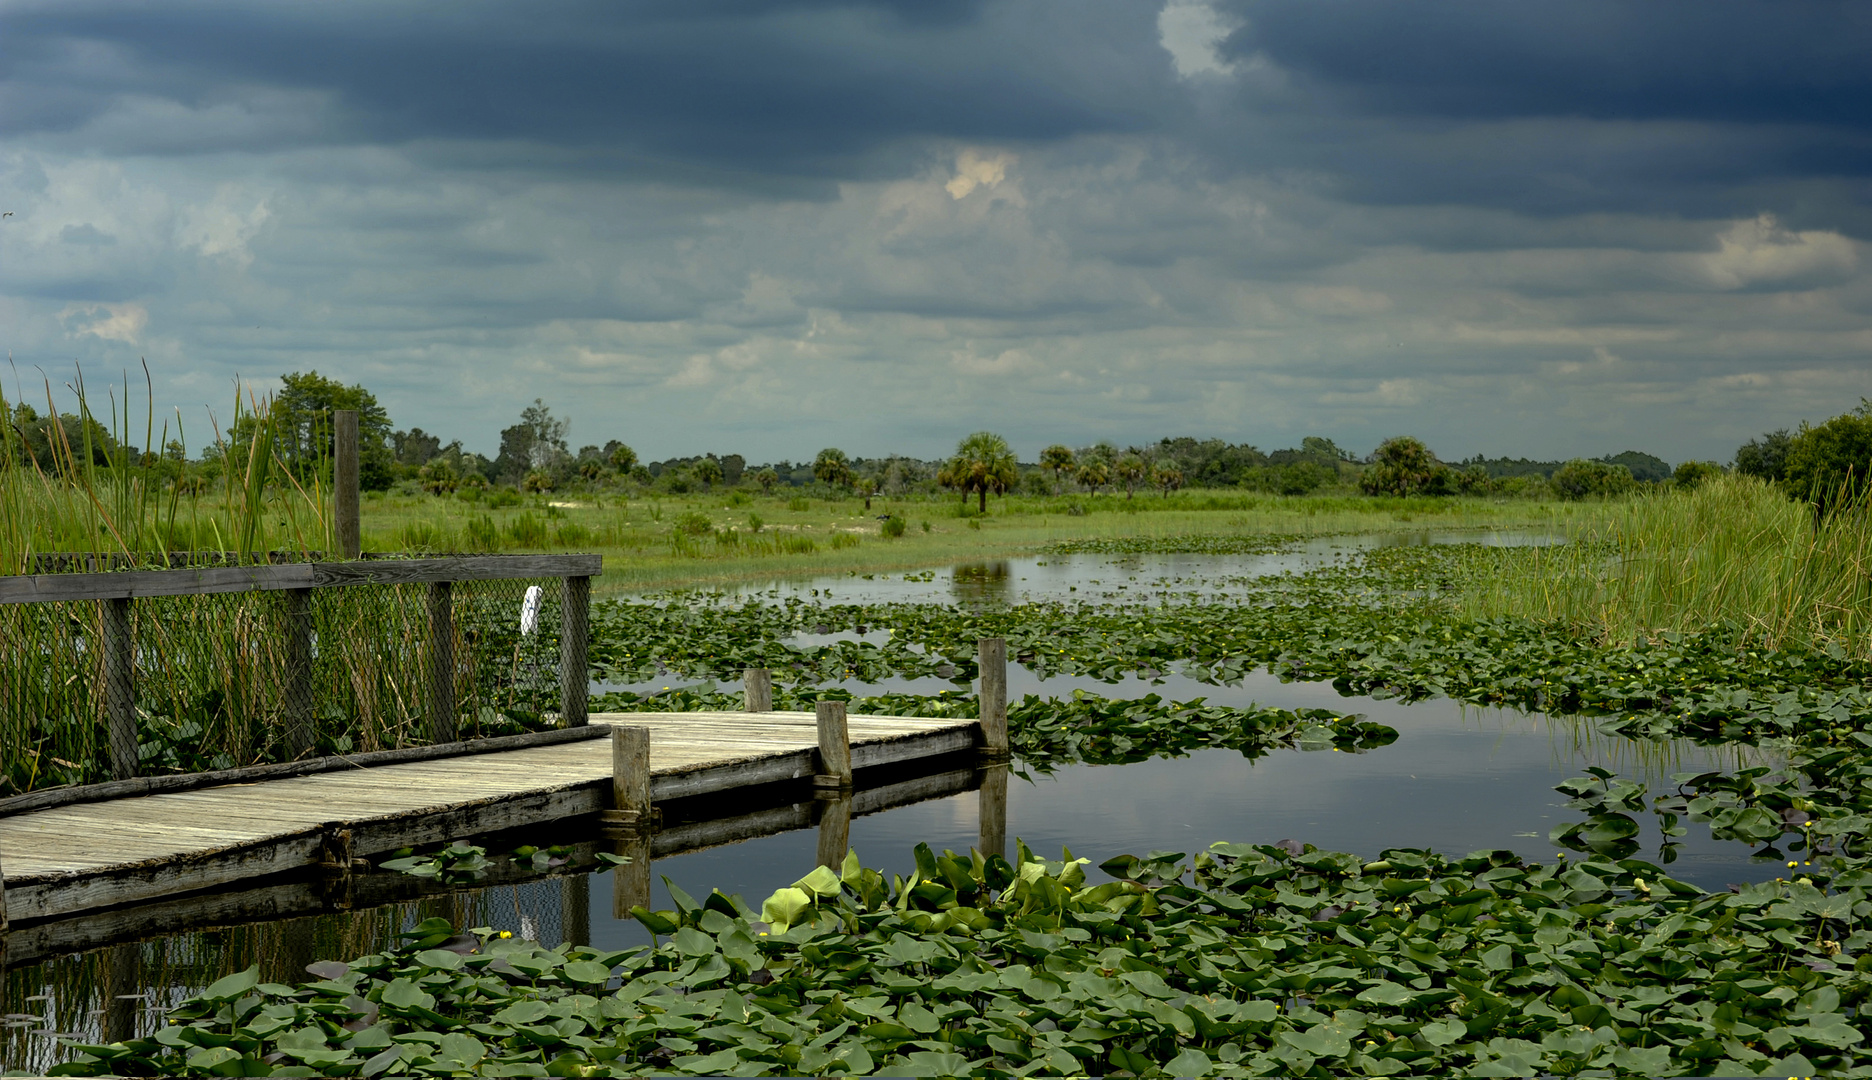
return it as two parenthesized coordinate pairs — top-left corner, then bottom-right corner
(0, 561), (580, 795)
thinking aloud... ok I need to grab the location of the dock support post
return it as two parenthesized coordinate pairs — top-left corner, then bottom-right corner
(560, 575), (590, 728)
(282, 588), (315, 758)
(979, 763), (1008, 861)
(1, 853), (9, 934)
(978, 637), (1008, 760)
(427, 581), (457, 743)
(103, 596), (137, 781)
(562, 872), (591, 948)
(814, 700), (852, 792)
(743, 668), (772, 713)
(612, 834), (651, 920)
(602, 726), (653, 832)
(816, 794), (852, 870)
(333, 409), (361, 560)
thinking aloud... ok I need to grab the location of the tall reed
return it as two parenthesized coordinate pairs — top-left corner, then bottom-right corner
(1460, 473), (1872, 654)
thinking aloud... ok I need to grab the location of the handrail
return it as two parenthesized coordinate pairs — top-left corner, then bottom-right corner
(0, 553), (602, 605)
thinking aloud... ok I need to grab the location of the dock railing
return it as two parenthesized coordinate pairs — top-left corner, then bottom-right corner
(0, 553), (600, 792)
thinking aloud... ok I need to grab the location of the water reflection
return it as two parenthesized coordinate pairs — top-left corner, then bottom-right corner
(949, 561), (1013, 607)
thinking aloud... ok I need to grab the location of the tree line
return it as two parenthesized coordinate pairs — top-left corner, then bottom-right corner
(10, 369), (1864, 514)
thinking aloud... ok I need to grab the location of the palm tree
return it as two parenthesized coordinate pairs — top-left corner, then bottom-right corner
(1152, 461), (1184, 498)
(692, 457), (723, 490)
(1114, 454), (1148, 499)
(1076, 459), (1110, 495)
(1039, 444), (1075, 494)
(941, 431), (1019, 514)
(813, 448), (853, 489)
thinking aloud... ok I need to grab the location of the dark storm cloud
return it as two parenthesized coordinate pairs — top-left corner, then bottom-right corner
(1, 0), (1170, 178)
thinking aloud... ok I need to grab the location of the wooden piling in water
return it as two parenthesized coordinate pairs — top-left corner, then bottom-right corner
(604, 726), (652, 832)
(743, 668), (773, 712)
(978, 637), (1009, 760)
(816, 794), (851, 869)
(612, 833), (651, 919)
(814, 701), (853, 791)
(333, 410), (361, 560)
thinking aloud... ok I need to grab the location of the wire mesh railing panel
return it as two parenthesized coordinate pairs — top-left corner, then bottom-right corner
(0, 561), (584, 795)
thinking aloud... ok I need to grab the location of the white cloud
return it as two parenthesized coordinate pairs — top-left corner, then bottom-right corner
(945, 149), (1016, 200)
(1698, 213), (1857, 290)
(60, 302), (148, 345)
(176, 186), (271, 266)
(1157, 0), (1237, 78)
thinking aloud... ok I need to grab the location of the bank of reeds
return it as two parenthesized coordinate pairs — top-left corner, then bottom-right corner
(1459, 473), (1872, 655)
(0, 373), (562, 794)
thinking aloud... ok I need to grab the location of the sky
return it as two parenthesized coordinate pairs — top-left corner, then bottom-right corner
(2, 0), (1869, 465)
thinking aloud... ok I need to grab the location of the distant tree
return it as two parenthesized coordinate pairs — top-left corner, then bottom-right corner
(720, 453), (746, 487)
(941, 431), (1019, 513)
(1786, 402), (1872, 516)
(521, 469), (554, 493)
(1734, 429), (1793, 483)
(857, 476), (877, 510)
(418, 460), (459, 495)
(1113, 453), (1148, 499)
(1076, 459), (1110, 495)
(1672, 461), (1725, 490)
(1040, 444), (1076, 493)
(814, 447), (854, 489)
(1360, 436), (1456, 497)
(1152, 461), (1184, 498)
(1551, 459), (1638, 501)
(1598, 450), (1672, 483)
(606, 442), (638, 473)
(495, 400), (570, 483)
(269, 371), (394, 490)
(692, 456), (724, 490)
(754, 467), (779, 493)
(391, 427), (443, 468)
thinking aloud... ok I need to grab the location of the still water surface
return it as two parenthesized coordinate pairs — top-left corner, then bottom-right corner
(1, 535), (1798, 1069)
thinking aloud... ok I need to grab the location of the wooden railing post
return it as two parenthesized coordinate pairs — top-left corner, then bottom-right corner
(743, 668), (772, 712)
(560, 575), (590, 728)
(102, 596), (137, 781)
(814, 700), (852, 792)
(282, 587), (315, 758)
(427, 581), (456, 743)
(978, 637), (1008, 760)
(333, 410), (361, 560)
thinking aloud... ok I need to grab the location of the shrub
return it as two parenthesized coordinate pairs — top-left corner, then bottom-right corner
(830, 532), (860, 549)
(463, 514), (501, 552)
(1551, 459), (1638, 500)
(1786, 402), (1872, 516)
(521, 470), (554, 493)
(1359, 436), (1457, 496)
(881, 516), (907, 538)
(780, 534), (817, 554)
(673, 510), (712, 536)
(725, 490), (750, 507)
(394, 519), (450, 551)
(487, 487), (522, 509)
(507, 512), (549, 546)
(554, 521), (592, 547)
(786, 496), (810, 512)
(747, 512), (765, 533)
(1672, 460), (1726, 490)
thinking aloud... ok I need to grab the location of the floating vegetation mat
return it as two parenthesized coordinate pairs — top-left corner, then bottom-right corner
(1042, 534), (1300, 556)
(52, 839), (1872, 1077)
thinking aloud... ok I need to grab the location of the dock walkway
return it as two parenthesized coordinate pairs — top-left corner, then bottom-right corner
(0, 711), (978, 925)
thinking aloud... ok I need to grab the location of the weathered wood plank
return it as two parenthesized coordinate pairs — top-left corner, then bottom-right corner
(0, 554), (603, 605)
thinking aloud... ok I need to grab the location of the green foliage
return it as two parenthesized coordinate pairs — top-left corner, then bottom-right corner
(939, 431), (1019, 513)
(1359, 437), (1456, 497)
(1735, 429), (1793, 483)
(1550, 459), (1638, 501)
(1671, 460), (1725, 490)
(606, 442), (638, 473)
(673, 510), (713, 536)
(506, 512), (549, 546)
(881, 515), (907, 539)
(1787, 401), (1872, 516)
(268, 370), (395, 490)
(813, 447), (853, 489)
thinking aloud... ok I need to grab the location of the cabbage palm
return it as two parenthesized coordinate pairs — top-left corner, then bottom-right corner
(942, 431), (1019, 514)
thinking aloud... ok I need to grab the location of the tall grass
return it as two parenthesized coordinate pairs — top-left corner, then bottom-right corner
(1460, 473), (1872, 654)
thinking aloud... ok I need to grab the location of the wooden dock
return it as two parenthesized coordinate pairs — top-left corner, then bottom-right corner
(0, 711), (981, 928)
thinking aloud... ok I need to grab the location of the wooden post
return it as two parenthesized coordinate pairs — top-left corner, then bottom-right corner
(561, 872), (591, 948)
(282, 587), (314, 758)
(604, 725), (650, 831)
(814, 700), (852, 791)
(978, 637), (1009, 760)
(978, 764), (1008, 861)
(743, 668), (772, 712)
(333, 409), (361, 559)
(816, 794), (852, 870)
(0, 853), (9, 934)
(427, 581), (456, 743)
(102, 596), (137, 781)
(560, 575), (590, 728)
(612, 833), (651, 919)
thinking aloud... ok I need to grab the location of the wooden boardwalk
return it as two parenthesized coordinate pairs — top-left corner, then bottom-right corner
(0, 711), (979, 926)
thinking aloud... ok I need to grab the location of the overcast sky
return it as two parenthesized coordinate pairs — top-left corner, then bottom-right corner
(3, 1), (1869, 464)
